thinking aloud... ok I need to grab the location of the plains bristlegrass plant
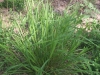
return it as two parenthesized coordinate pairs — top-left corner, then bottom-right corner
(0, 0), (100, 75)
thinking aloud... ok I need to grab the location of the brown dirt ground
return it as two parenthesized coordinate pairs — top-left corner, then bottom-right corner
(0, 0), (100, 32)
(0, 0), (100, 35)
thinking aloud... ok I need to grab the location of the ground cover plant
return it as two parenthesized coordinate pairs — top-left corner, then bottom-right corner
(0, 0), (100, 75)
(0, 0), (24, 10)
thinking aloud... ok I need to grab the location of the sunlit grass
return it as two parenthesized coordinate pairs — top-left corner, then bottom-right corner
(0, 0), (100, 75)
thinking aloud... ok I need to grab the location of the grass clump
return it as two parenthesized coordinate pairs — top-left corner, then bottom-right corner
(0, 0), (100, 75)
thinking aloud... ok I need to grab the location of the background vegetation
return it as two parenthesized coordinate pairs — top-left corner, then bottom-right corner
(0, 0), (24, 10)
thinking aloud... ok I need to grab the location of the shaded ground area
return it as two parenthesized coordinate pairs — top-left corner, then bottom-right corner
(95, 0), (100, 9)
(52, 0), (100, 16)
(51, 0), (70, 13)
